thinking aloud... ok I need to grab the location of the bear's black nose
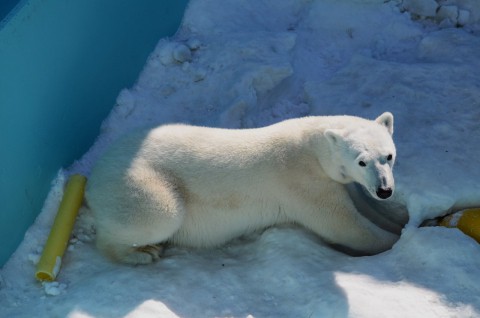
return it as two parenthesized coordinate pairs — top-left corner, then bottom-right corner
(376, 187), (392, 199)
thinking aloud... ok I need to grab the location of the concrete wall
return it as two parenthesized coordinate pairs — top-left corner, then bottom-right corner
(0, 0), (188, 267)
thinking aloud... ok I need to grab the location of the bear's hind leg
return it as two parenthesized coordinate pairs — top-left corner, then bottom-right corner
(96, 237), (164, 265)
(91, 169), (186, 265)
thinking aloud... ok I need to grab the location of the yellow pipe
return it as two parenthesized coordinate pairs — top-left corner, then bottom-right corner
(35, 174), (87, 281)
(439, 208), (480, 244)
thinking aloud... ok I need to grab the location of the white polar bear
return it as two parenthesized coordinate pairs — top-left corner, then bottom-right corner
(86, 112), (398, 264)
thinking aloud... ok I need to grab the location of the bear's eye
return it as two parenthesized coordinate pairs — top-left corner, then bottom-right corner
(387, 154), (393, 161)
(358, 161), (366, 167)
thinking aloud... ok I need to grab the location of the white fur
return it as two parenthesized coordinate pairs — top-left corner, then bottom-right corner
(86, 113), (398, 264)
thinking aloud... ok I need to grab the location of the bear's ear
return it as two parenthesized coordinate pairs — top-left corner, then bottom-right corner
(375, 112), (394, 135)
(324, 129), (344, 146)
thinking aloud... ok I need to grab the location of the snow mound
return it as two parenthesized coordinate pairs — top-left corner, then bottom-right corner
(2, 0), (480, 317)
(400, 0), (480, 29)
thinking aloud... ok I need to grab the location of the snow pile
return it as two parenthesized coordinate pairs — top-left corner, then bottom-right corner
(2, 0), (480, 317)
(400, 0), (480, 28)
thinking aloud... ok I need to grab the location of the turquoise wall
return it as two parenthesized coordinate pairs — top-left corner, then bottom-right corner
(0, 0), (19, 23)
(0, 0), (188, 267)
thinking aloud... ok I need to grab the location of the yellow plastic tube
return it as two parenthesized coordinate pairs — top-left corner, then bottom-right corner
(35, 174), (87, 281)
(439, 208), (480, 244)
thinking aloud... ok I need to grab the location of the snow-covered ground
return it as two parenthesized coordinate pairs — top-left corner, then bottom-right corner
(2, 0), (480, 317)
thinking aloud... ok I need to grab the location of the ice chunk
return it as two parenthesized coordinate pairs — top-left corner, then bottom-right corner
(403, 0), (438, 17)
(458, 9), (471, 25)
(28, 253), (40, 265)
(187, 38), (202, 50)
(436, 5), (459, 24)
(157, 42), (176, 65)
(172, 44), (192, 63)
(42, 281), (67, 296)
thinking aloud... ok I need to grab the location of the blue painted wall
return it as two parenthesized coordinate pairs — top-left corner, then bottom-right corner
(0, 0), (20, 23)
(0, 0), (188, 267)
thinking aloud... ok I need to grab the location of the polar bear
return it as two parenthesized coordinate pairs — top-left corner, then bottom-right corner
(86, 112), (399, 264)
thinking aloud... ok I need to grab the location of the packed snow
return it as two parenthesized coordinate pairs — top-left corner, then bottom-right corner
(2, 0), (480, 317)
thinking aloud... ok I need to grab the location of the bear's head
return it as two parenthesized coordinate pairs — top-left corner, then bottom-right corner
(324, 112), (396, 200)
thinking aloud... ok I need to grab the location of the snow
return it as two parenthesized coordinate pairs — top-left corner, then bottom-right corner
(402, 0), (438, 18)
(2, 0), (480, 317)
